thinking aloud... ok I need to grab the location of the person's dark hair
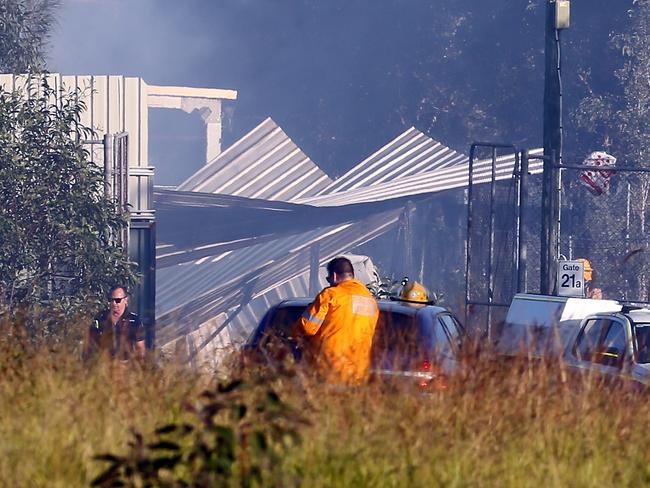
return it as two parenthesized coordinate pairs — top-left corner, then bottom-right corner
(327, 257), (354, 277)
(108, 285), (128, 298)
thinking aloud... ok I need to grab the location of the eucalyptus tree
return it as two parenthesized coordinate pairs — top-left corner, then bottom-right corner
(0, 0), (59, 73)
(0, 82), (136, 335)
(571, 0), (650, 300)
(0, 1), (137, 335)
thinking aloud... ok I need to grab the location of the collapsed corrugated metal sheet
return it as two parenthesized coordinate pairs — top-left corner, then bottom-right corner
(296, 150), (544, 207)
(155, 189), (310, 268)
(316, 127), (467, 195)
(177, 117), (332, 200)
(155, 187), (430, 268)
(155, 207), (402, 345)
(161, 254), (378, 370)
(156, 116), (543, 365)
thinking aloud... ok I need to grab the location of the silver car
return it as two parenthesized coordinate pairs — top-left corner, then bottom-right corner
(563, 307), (650, 386)
(243, 298), (465, 388)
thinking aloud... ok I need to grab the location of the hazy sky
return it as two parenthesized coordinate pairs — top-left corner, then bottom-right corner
(48, 0), (629, 185)
(50, 0), (422, 184)
(48, 0), (501, 185)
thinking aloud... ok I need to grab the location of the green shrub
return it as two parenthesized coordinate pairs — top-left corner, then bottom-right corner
(92, 377), (308, 487)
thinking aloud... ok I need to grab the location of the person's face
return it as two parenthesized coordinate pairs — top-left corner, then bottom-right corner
(326, 272), (335, 286)
(110, 288), (128, 316)
(326, 272), (341, 286)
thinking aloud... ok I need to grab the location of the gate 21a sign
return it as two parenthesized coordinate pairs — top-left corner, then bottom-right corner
(557, 260), (585, 297)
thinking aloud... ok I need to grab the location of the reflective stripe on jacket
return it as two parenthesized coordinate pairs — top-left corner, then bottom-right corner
(298, 279), (379, 384)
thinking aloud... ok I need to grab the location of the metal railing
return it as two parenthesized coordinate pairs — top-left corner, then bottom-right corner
(102, 132), (129, 248)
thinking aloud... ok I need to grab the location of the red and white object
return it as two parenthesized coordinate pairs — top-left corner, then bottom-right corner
(579, 151), (617, 195)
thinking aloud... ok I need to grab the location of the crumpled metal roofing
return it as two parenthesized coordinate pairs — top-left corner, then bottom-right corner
(296, 149), (544, 207)
(161, 254), (378, 369)
(317, 126), (467, 195)
(155, 207), (402, 345)
(155, 117), (543, 361)
(177, 117), (332, 200)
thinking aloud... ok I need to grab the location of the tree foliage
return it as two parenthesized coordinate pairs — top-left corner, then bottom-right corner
(0, 0), (59, 73)
(569, 0), (650, 300)
(0, 81), (136, 325)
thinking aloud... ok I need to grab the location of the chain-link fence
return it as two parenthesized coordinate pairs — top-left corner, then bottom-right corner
(466, 146), (650, 339)
(558, 164), (650, 303)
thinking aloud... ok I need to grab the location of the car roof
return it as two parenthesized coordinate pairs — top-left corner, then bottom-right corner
(591, 308), (650, 324)
(626, 309), (650, 324)
(275, 297), (450, 317)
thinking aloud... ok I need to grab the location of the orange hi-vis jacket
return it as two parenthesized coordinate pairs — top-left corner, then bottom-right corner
(297, 279), (379, 384)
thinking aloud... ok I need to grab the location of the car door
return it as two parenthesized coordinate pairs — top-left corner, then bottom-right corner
(370, 309), (420, 372)
(569, 317), (629, 378)
(630, 321), (650, 386)
(569, 318), (608, 371)
(432, 312), (462, 374)
(593, 319), (629, 377)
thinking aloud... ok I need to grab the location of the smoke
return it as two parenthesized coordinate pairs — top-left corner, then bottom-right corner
(49, 0), (630, 184)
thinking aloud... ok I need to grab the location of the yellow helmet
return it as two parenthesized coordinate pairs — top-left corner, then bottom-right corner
(399, 281), (429, 304)
(576, 258), (593, 282)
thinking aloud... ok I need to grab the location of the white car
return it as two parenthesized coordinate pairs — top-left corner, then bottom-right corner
(497, 293), (650, 386)
(496, 293), (622, 358)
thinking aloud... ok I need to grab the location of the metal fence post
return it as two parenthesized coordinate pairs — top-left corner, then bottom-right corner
(309, 243), (320, 296)
(517, 150), (529, 293)
(103, 133), (112, 198)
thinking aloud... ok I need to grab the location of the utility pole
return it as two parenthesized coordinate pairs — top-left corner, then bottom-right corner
(541, 0), (569, 294)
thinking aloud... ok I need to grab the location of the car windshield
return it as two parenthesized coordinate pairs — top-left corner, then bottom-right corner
(634, 323), (650, 364)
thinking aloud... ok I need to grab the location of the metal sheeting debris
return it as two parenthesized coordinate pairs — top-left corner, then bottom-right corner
(317, 127), (467, 195)
(296, 150), (544, 207)
(156, 117), (543, 363)
(155, 208), (402, 345)
(177, 117), (332, 200)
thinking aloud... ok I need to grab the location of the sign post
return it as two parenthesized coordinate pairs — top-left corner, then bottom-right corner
(557, 260), (585, 297)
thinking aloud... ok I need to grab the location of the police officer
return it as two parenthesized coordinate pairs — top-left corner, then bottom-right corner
(85, 285), (145, 360)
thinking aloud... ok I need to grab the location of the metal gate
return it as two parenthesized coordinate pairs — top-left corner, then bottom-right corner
(103, 132), (130, 246)
(96, 132), (157, 347)
(465, 143), (522, 338)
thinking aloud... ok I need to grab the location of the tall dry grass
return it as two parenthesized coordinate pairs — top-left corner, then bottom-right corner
(278, 357), (650, 487)
(0, 326), (649, 486)
(0, 321), (209, 487)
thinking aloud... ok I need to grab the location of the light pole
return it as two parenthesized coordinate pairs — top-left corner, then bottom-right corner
(541, 0), (570, 294)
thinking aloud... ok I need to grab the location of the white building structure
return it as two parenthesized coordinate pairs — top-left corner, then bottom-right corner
(0, 73), (237, 341)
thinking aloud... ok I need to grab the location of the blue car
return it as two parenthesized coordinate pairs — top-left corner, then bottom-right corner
(243, 298), (465, 388)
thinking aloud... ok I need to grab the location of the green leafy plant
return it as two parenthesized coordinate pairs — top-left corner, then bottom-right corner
(0, 80), (136, 334)
(0, 0), (59, 73)
(92, 378), (308, 487)
(366, 276), (407, 300)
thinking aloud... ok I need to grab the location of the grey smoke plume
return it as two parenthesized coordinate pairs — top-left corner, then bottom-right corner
(50, 0), (628, 185)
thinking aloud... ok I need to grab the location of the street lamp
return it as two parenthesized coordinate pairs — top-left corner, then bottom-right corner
(556, 1), (570, 29)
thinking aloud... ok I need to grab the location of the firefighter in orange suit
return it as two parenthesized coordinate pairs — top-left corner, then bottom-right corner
(295, 256), (379, 384)
(577, 258), (603, 299)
